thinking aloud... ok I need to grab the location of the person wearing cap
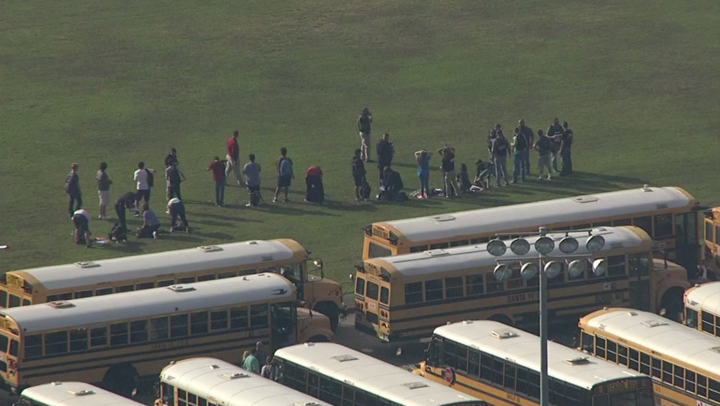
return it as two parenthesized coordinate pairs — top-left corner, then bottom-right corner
(65, 163), (82, 218)
(357, 107), (373, 162)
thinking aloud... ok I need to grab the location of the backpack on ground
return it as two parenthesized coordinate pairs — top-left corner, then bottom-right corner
(108, 223), (127, 242)
(360, 180), (371, 199)
(146, 168), (155, 188)
(514, 133), (527, 151)
(280, 159), (293, 177)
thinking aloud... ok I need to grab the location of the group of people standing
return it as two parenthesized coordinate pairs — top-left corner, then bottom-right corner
(353, 108), (575, 201)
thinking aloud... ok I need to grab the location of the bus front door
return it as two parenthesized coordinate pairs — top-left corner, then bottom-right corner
(675, 212), (700, 278)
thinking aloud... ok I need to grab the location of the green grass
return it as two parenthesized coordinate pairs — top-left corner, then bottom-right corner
(1, 1), (719, 291)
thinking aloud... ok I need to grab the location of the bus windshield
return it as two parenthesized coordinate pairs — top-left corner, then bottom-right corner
(593, 385), (654, 406)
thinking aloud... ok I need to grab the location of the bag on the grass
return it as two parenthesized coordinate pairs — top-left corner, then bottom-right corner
(360, 181), (371, 199)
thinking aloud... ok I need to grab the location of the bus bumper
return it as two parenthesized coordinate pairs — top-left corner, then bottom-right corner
(354, 319), (392, 342)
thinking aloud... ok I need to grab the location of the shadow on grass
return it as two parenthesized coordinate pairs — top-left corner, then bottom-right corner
(193, 232), (235, 240)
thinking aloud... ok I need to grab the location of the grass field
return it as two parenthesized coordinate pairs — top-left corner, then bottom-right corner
(1, 1), (718, 291)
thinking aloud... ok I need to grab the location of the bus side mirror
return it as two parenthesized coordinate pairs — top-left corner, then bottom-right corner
(312, 260), (324, 279)
(348, 274), (354, 281)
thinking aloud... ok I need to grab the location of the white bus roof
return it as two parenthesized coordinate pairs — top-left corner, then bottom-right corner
(685, 281), (720, 314)
(274, 343), (483, 406)
(433, 320), (646, 390)
(0, 273), (294, 333)
(583, 308), (720, 375)
(380, 186), (692, 242)
(13, 239), (301, 291)
(20, 381), (144, 406)
(160, 357), (331, 406)
(373, 226), (646, 278)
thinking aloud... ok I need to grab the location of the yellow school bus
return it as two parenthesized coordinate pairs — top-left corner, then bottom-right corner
(703, 207), (720, 279)
(354, 226), (689, 342)
(16, 382), (145, 406)
(155, 357), (332, 406)
(363, 186), (703, 277)
(684, 281), (720, 338)
(0, 273), (333, 395)
(580, 307), (720, 406)
(0, 239), (344, 330)
(417, 320), (655, 406)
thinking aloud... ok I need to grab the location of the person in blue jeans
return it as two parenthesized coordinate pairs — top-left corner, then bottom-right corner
(414, 149), (432, 199)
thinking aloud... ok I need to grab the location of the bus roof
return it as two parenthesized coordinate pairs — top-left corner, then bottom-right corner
(11, 239), (303, 291)
(274, 343), (484, 406)
(433, 320), (647, 390)
(377, 186), (693, 242)
(20, 381), (144, 406)
(160, 357), (331, 406)
(0, 273), (294, 333)
(370, 226), (648, 278)
(581, 308), (720, 376)
(685, 281), (720, 314)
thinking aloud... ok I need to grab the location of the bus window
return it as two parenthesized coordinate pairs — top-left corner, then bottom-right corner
(653, 214), (673, 238)
(702, 312), (714, 334)
(47, 293), (71, 302)
(0, 290), (6, 308)
(368, 242), (392, 259)
(178, 277), (195, 284)
(230, 308), (248, 329)
(191, 312), (209, 335)
(613, 218), (632, 226)
(25, 334), (42, 358)
(90, 327), (108, 347)
(70, 328), (88, 352)
(380, 287), (389, 305)
(706, 221), (714, 244)
(110, 322), (129, 345)
(592, 221), (611, 227)
(218, 272), (235, 279)
(571, 224), (591, 230)
(151, 317), (169, 340)
(410, 245), (427, 253)
(632, 216), (652, 235)
(424, 279), (443, 302)
(22, 299), (30, 306)
(9, 294), (21, 308)
(405, 282), (422, 304)
(45, 331), (68, 355)
(465, 274), (484, 296)
(130, 320), (148, 343)
(506, 267), (523, 290)
(485, 273), (502, 293)
(210, 310), (228, 331)
(470, 237), (489, 244)
(170, 314), (189, 337)
(607, 255), (626, 276)
(450, 240), (469, 247)
(355, 277), (365, 296)
(9, 339), (18, 357)
(136, 282), (155, 290)
(74, 290), (93, 299)
(429, 242), (450, 250)
(716, 225), (720, 244)
(366, 282), (379, 300)
(250, 304), (268, 328)
(115, 285), (133, 293)
(445, 277), (463, 298)
(197, 274), (216, 282)
(96, 288), (112, 296)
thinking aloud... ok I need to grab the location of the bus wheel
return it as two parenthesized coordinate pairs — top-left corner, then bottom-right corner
(314, 302), (339, 332)
(103, 364), (138, 397)
(660, 287), (684, 321)
(488, 314), (513, 326)
(308, 334), (330, 342)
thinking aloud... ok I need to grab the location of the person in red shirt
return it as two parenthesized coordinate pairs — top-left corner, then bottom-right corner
(305, 165), (324, 204)
(225, 130), (242, 185)
(207, 156), (227, 206)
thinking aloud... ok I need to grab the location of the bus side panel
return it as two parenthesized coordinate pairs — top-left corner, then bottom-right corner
(419, 365), (525, 406)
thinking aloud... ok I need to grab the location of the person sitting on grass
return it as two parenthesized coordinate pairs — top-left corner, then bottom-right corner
(378, 166), (406, 202)
(456, 163), (472, 193)
(136, 203), (160, 239)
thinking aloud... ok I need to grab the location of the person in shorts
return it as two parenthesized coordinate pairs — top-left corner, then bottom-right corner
(242, 154), (262, 207)
(96, 162), (112, 220)
(273, 147), (294, 203)
(133, 162), (154, 214)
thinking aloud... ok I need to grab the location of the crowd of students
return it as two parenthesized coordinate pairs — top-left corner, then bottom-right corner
(353, 108), (574, 201)
(62, 109), (574, 246)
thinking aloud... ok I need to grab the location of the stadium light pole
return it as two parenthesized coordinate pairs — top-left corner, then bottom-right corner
(487, 227), (606, 406)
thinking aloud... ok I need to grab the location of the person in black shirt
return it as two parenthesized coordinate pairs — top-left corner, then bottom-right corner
(376, 133), (394, 184)
(474, 159), (495, 190)
(518, 119), (534, 175)
(547, 117), (564, 173)
(165, 148), (178, 167)
(351, 149), (366, 200)
(357, 107), (373, 162)
(114, 191), (137, 232)
(379, 166), (405, 201)
(437, 145), (458, 197)
(559, 122), (574, 176)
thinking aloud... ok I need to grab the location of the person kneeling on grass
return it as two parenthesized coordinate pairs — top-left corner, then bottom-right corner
(136, 203), (160, 239)
(378, 166), (407, 202)
(72, 208), (93, 248)
(167, 197), (191, 233)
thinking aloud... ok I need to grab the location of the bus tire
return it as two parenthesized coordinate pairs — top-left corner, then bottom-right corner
(489, 314), (513, 326)
(660, 287), (685, 321)
(314, 302), (339, 332)
(308, 334), (330, 343)
(103, 364), (138, 397)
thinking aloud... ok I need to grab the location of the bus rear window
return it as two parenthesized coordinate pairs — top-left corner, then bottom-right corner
(366, 282), (379, 300)
(355, 277), (365, 296)
(0, 290), (7, 308)
(380, 287), (389, 305)
(0, 334), (8, 353)
(368, 243), (392, 259)
(9, 295), (20, 308)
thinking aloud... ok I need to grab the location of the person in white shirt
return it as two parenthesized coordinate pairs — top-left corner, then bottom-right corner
(133, 162), (154, 216)
(72, 209), (92, 247)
